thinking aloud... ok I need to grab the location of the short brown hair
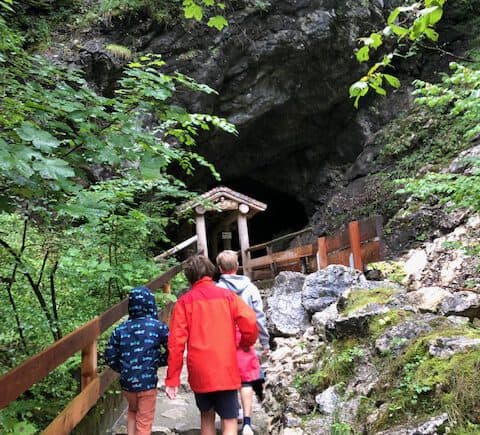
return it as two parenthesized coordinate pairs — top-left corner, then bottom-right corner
(183, 255), (216, 284)
(216, 250), (239, 273)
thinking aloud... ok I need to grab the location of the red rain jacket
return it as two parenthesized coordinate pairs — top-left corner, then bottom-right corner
(165, 277), (258, 393)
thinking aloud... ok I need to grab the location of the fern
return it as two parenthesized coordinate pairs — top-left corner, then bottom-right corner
(105, 43), (132, 60)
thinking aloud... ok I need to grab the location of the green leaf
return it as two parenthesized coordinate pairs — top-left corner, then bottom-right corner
(16, 122), (60, 152)
(424, 28), (439, 41)
(390, 24), (409, 38)
(424, 6), (443, 25)
(383, 74), (401, 88)
(349, 81), (368, 97)
(356, 46), (370, 63)
(207, 15), (228, 31)
(32, 158), (75, 180)
(184, 2), (203, 21)
(369, 33), (382, 49)
(387, 7), (400, 25)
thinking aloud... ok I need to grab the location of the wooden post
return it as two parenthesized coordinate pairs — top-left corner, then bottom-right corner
(266, 246), (277, 277)
(81, 341), (97, 390)
(375, 215), (386, 261)
(237, 204), (251, 277)
(317, 237), (328, 269)
(195, 205), (208, 258)
(348, 220), (363, 271)
(162, 282), (171, 294)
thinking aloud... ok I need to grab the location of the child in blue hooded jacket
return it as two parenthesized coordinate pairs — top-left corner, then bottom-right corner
(105, 286), (169, 435)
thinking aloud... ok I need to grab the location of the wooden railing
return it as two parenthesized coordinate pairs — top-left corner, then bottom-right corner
(0, 261), (184, 435)
(245, 216), (385, 280)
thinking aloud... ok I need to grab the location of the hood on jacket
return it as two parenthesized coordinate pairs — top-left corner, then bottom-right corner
(128, 286), (158, 319)
(218, 274), (251, 295)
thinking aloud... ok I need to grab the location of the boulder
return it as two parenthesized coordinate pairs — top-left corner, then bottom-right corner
(438, 291), (480, 319)
(266, 271), (310, 336)
(406, 286), (452, 313)
(302, 265), (369, 314)
(428, 336), (480, 359)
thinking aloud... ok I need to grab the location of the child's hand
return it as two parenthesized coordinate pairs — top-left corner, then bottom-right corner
(166, 386), (178, 400)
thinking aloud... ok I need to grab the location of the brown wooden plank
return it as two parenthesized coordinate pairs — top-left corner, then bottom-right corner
(42, 368), (118, 435)
(358, 215), (383, 242)
(0, 298), (127, 410)
(251, 269), (274, 281)
(326, 248), (352, 267)
(147, 263), (183, 291)
(361, 240), (382, 264)
(246, 227), (313, 253)
(81, 341), (97, 390)
(348, 221), (363, 271)
(317, 237), (328, 269)
(247, 244), (315, 269)
(324, 228), (350, 253)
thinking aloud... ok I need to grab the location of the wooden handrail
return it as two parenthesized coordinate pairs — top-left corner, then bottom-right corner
(0, 259), (188, 435)
(246, 216), (384, 280)
(246, 227), (313, 253)
(153, 235), (198, 261)
(0, 298), (128, 409)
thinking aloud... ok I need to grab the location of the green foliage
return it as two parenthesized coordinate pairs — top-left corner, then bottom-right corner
(294, 344), (365, 393)
(413, 62), (480, 140)
(182, 0), (228, 30)
(370, 324), (480, 431)
(350, 0), (446, 107)
(0, 4), (236, 431)
(330, 421), (353, 435)
(0, 51), (233, 213)
(105, 43), (132, 59)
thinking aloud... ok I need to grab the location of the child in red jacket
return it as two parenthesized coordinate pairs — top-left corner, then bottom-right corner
(164, 255), (258, 435)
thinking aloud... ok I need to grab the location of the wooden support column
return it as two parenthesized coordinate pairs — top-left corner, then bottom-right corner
(81, 340), (97, 390)
(237, 204), (251, 277)
(162, 282), (171, 294)
(317, 237), (328, 269)
(348, 220), (363, 271)
(195, 205), (208, 257)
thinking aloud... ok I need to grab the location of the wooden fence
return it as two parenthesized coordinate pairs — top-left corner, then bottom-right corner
(245, 216), (385, 280)
(0, 262), (184, 435)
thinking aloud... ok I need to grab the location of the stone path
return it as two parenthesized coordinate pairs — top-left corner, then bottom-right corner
(112, 365), (269, 434)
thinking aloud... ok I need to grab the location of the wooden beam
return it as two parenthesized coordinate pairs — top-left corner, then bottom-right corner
(42, 368), (118, 435)
(361, 240), (382, 264)
(0, 262), (183, 410)
(246, 227), (313, 253)
(0, 299), (127, 410)
(81, 341), (97, 390)
(317, 237), (328, 269)
(348, 220), (363, 271)
(326, 248), (352, 267)
(154, 235), (198, 261)
(247, 244), (315, 269)
(324, 228), (350, 253)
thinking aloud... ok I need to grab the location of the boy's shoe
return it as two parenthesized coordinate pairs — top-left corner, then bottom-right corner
(242, 424), (254, 435)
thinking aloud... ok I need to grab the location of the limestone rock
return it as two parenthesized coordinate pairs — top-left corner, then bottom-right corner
(438, 290), (480, 319)
(406, 286), (452, 312)
(266, 271), (310, 336)
(428, 336), (480, 359)
(302, 265), (369, 314)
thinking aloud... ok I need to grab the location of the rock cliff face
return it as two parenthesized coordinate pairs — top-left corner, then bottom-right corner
(60, 0), (408, 239)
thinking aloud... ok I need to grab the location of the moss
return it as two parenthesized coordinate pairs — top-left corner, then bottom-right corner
(369, 309), (413, 340)
(369, 323), (480, 431)
(341, 286), (398, 316)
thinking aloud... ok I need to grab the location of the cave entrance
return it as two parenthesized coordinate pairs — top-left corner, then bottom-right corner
(221, 178), (310, 246)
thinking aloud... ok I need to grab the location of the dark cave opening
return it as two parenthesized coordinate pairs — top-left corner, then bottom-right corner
(223, 178), (309, 246)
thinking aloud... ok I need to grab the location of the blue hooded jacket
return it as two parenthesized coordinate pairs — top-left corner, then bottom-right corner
(104, 286), (169, 392)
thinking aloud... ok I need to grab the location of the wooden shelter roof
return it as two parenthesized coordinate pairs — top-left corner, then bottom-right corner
(177, 186), (267, 217)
